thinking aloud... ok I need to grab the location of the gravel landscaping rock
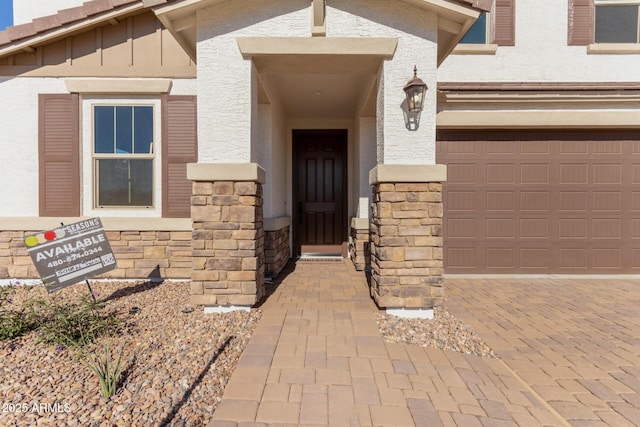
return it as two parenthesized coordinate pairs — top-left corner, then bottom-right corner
(0, 280), (261, 427)
(377, 305), (498, 359)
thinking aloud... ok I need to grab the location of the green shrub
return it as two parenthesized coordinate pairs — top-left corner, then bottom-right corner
(0, 286), (39, 340)
(35, 294), (121, 348)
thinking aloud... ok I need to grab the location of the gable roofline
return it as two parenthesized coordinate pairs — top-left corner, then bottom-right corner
(0, 0), (180, 58)
(0, 0), (489, 64)
(151, 0), (488, 66)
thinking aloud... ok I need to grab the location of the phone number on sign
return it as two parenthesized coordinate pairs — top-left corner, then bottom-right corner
(46, 247), (104, 268)
(2, 402), (71, 413)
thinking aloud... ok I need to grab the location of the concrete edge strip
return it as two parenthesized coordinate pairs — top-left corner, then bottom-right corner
(496, 359), (573, 427)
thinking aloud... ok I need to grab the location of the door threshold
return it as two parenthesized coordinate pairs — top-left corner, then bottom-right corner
(298, 254), (344, 262)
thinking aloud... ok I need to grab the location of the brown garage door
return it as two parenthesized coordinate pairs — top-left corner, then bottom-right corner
(437, 130), (640, 273)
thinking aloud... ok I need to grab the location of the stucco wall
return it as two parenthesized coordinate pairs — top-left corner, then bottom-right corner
(13, 0), (84, 25)
(357, 117), (376, 218)
(0, 77), (196, 218)
(197, 0), (439, 165)
(270, 99), (287, 217)
(196, 0), (309, 163)
(0, 77), (67, 217)
(439, 0), (640, 82)
(255, 99), (287, 219)
(328, 1), (438, 165)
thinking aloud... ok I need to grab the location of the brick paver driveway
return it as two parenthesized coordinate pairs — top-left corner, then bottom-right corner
(447, 277), (640, 426)
(208, 262), (640, 426)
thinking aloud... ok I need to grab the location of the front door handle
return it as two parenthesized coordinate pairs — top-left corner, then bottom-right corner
(298, 202), (303, 224)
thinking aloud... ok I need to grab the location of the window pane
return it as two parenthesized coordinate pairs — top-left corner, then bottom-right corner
(460, 13), (487, 44)
(97, 159), (153, 206)
(595, 5), (638, 43)
(134, 106), (154, 154)
(94, 106), (114, 154)
(115, 106), (133, 154)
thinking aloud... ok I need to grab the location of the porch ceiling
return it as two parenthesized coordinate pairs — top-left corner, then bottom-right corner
(265, 72), (377, 119)
(253, 52), (379, 118)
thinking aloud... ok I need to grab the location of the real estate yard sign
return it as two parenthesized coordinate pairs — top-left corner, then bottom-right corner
(24, 218), (117, 293)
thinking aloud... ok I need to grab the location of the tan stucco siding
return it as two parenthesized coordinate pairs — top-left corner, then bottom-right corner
(0, 11), (195, 78)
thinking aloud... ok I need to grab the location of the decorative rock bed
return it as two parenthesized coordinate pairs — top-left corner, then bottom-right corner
(0, 280), (260, 426)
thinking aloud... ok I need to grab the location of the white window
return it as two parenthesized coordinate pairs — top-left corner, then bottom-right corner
(595, 0), (640, 43)
(82, 97), (162, 217)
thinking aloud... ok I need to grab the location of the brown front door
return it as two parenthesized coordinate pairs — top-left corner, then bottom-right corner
(293, 130), (348, 257)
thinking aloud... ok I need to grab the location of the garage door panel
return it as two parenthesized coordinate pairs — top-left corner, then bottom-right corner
(521, 140), (550, 154)
(560, 164), (589, 184)
(633, 250), (640, 268)
(558, 218), (588, 239)
(632, 165), (640, 183)
(520, 218), (549, 239)
(447, 218), (476, 238)
(631, 219), (640, 238)
(485, 248), (515, 269)
(593, 164), (622, 184)
(487, 141), (516, 154)
(593, 248), (622, 269)
(521, 164), (550, 184)
(592, 218), (621, 239)
(486, 218), (515, 238)
(592, 191), (621, 211)
(594, 141), (622, 154)
(559, 191), (588, 212)
(446, 190), (476, 211)
(560, 141), (589, 155)
(448, 163), (476, 184)
(438, 130), (639, 273)
(559, 248), (588, 269)
(447, 247), (476, 269)
(520, 248), (551, 268)
(486, 164), (515, 184)
(520, 191), (549, 211)
(487, 191), (515, 211)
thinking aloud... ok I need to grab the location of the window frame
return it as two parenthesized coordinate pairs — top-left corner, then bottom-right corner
(594, 0), (640, 43)
(82, 96), (163, 218)
(460, 12), (490, 45)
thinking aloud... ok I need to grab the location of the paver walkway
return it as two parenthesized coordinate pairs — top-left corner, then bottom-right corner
(208, 261), (587, 426)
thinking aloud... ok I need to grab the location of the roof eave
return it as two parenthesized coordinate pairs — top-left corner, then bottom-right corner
(0, 2), (146, 59)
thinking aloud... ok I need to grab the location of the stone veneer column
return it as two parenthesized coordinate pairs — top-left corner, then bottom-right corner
(349, 218), (371, 271)
(368, 164), (447, 309)
(264, 217), (291, 278)
(187, 163), (265, 307)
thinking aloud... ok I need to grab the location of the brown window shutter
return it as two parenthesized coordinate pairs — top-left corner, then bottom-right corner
(491, 0), (515, 46)
(162, 95), (198, 218)
(568, 0), (594, 46)
(38, 94), (80, 217)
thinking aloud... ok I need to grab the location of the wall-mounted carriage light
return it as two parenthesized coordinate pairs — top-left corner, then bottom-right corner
(402, 66), (428, 131)
(403, 66), (427, 113)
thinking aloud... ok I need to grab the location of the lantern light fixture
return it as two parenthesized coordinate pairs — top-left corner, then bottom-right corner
(403, 66), (428, 113)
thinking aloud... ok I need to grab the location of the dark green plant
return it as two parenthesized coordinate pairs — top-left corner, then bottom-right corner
(0, 286), (39, 340)
(35, 294), (121, 348)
